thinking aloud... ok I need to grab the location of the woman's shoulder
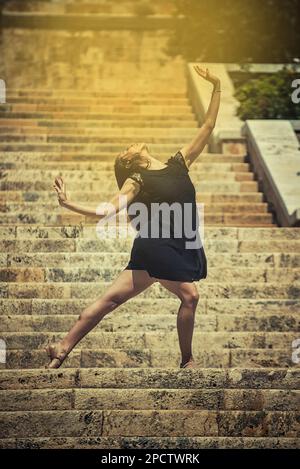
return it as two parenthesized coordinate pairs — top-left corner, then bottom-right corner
(167, 151), (189, 173)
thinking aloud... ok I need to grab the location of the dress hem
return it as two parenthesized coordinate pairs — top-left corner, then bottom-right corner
(123, 266), (206, 282)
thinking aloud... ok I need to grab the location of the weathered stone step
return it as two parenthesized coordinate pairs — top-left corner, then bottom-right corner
(0, 169), (255, 181)
(0, 140), (209, 152)
(0, 162), (251, 172)
(4, 252), (299, 269)
(1, 238), (299, 254)
(1, 388), (298, 412)
(0, 127), (201, 137)
(6, 97), (190, 105)
(2, 104), (195, 114)
(0, 212), (273, 226)
(0, 111), (195, 121)
(0, 203), (268, 215)
(0, 180), (260, 193)
(0, 151), (243, 163)
(2, 348), (297, 369)
(0, 191), (263, 204)
(2, 331), (298, 350)
(1, 266), (298, 283)
(1, 368), (298, 390)
(0, 118), (198, 129)
(1, 132), (202, 144)
(2, 281), (299, 299)
(6, 90), (188, 98)
(1, 313), (298, 333)
(0, 436), (298, 449)
(1, 225), (298, 241)
(1, 298), (299, 316)
(0, 410), (298, 438)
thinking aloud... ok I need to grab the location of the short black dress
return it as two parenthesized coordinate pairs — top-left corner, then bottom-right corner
(123, 150), (207, 282)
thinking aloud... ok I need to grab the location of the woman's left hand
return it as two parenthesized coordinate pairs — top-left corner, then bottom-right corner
(194, 66), (220, 87)
(53, 176), (68, 206)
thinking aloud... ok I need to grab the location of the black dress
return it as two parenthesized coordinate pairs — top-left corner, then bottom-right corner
(123, 150), (207, 282)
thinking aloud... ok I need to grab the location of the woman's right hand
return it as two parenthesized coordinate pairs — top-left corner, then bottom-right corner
(53, 176), (68, 206)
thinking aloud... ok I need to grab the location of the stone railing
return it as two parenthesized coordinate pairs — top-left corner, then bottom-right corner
(243, 120), (300, 227)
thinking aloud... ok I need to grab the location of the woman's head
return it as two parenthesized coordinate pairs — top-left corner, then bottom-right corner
(114, 142), (150, 189)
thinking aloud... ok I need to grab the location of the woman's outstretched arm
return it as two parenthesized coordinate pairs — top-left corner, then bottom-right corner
(53, 176), (140, 220)
(179, 66), (221, 167)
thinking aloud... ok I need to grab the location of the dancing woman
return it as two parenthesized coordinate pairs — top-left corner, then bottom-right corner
(47, 67), (221, 369)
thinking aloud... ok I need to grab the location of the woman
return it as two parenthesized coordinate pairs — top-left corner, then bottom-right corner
(47, 66), (221, 369)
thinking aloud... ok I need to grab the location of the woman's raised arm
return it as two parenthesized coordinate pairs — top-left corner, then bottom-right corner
(179, 66), (221, 168)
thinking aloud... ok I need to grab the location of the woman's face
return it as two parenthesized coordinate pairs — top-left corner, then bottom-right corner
(119, 142), (147, 167)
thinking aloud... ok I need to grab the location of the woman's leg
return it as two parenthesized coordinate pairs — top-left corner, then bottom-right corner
(46, 269), (156, 368)
(154, 278), (199, 367)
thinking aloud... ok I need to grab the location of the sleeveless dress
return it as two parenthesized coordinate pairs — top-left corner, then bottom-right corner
(123, 150), (207, 282)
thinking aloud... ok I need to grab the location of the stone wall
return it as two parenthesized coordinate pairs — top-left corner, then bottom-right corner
(0, 1), (187, 91)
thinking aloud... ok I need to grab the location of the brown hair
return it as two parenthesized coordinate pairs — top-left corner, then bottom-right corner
(114, 151), (142, 189)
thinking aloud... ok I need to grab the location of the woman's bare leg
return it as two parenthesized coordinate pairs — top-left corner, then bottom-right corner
(46, 269), (156, 368)
(154, 278), (199, 367)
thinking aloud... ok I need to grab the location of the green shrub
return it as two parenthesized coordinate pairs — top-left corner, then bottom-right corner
(234, 67), (300, 120)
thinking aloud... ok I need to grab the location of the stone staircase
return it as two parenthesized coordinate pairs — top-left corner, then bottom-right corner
(0, 87), (299, 449)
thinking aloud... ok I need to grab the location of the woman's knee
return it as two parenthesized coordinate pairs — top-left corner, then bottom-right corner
(179, 286), (199, 309)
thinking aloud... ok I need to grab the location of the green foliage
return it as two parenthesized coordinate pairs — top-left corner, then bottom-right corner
(234, 67), (300, 120)
(166, 0), (300, 63)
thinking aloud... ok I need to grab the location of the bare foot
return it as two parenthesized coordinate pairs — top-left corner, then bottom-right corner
(45, 342), (69, 369)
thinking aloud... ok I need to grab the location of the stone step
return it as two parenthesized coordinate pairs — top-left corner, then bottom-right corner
(0, 409), (298, 439)
(2, 348), (297, 369)
(2, 331), (298, 350)
(0, 191), (263, 204)
(1, 368), (299, 390)
(0, 203), (269, 215)
(1, 388), (298, 412)
(1, 128), (204, 137)
(1, 298), (299, 315)
(1, 238), (299, 253)
(1, 132), (203, 143)
(0, 169), (255, 182)
(2, 104), (195, 113)
(2, 281), (299, 299)
(1, 313), (298, 333)
(0, 212), (274, 226)
(0, 180), (260, 193)
(0, 436), (298, 450)
(5, 97), (190, 105)
(1, 225), (298, 241)
(0, 151), (244, 163)
(0, 118), (198, 129)
(6, 90), (188, 98)
(0, 142), (201, 152)
(0, 111), (195, 121)
(1, 266), (299, 283)
(0, 162), (251, 172)
(4, 252), (300, 268)
(1, 162), (251, 174)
